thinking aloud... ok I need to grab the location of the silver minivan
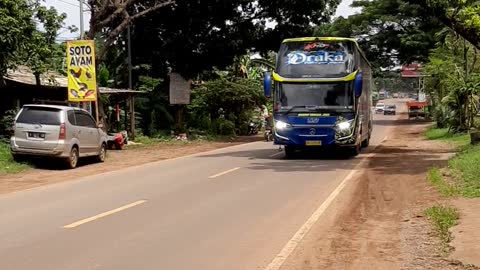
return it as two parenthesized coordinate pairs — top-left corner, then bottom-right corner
(10, 105), (108, 168)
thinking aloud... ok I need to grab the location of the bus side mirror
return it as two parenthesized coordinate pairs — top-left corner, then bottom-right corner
(354, 72), (363, 97)
(264, 72), (272, 97)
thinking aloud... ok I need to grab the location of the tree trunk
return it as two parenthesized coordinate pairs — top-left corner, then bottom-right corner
(471, 130), (480, 145)
(34, 73), (41, 86)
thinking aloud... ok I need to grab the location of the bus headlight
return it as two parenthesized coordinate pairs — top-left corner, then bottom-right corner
(275, 120), (291, 130)
(336, 119), (354, 131)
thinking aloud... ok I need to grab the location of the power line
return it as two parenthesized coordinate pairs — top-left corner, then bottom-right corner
(57, 0), (79, 7)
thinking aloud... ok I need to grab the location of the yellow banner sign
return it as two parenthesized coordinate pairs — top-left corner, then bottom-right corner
(66, 40), (97, 102)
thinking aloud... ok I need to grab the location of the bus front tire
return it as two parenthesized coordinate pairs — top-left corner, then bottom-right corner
(285, 146), (295, 158)
(348, 144), (361, 157)
(361, 136), (370, 148)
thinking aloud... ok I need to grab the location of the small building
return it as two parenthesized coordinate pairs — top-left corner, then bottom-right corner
(1, 66), (141, 139)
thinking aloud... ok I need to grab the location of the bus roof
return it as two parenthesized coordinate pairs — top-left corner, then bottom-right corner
(282, 37), (358, 43)
(281, 37), (372, 68)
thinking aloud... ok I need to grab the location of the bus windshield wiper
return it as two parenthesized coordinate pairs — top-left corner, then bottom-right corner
(281, 105), (315, 115)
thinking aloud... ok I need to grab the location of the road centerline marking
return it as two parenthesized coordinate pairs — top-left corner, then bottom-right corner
(208, 167), (241, 179)
(63, 200), (147, 229)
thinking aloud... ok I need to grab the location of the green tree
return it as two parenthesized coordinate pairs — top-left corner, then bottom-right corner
(22, 4), (67, 85)
(326, 0), (444, 68)
(406, 0), (480, 50)
(314, 16), (355, 38)
(130, 0), (341, 79)
(425, 31), (480, 131)
(0, 0), (35, 77)
(188, 78), (266, 135)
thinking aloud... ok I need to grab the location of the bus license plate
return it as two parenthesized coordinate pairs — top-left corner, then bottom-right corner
(306, 141), (322, 146)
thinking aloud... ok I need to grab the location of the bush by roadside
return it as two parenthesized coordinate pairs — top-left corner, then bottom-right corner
(425, 205), (459, 248)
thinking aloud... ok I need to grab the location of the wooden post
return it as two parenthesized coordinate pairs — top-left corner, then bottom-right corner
(124, 99), (128, 132)
(94, 96), (99, 124)
(129, 94), (135, 141)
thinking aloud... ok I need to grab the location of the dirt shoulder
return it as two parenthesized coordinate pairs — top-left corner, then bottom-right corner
(280, 118), (472, 270)
(0, 136), (261, 195)
(450, 198), (480, 267)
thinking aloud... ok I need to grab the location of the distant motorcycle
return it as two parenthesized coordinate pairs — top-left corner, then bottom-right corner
(264, 128), (273, 141)
(247, 121), (259, 135)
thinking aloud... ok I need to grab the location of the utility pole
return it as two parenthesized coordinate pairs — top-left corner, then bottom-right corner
(127, 23), (135, 140)
(79, 0), (94, 115)
(79, 0), (84, 39)
(128, 24), (133, 90)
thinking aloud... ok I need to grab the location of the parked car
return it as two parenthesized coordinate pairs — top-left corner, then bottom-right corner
(384, 105), (396, 115)
(375, 103), (385, 114)
(10, 105), (108, 169)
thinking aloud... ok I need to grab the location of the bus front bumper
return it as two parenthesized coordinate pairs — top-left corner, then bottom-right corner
(274, 128), (358, 147)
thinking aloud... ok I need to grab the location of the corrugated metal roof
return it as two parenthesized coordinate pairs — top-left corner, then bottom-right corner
(4, 66), (143, 94)
(5, 66), (68, 87)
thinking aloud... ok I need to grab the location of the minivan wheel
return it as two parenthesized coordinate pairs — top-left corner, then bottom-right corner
(361, 134), (370, 148)
(96, 143), (107, 163)
(66, 147), (79, 169)
(12, 154), (25, 163)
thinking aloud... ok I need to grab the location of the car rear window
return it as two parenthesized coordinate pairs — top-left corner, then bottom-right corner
(16, 107), (61, 125)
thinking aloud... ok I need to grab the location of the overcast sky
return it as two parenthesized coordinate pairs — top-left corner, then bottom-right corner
(46, 0), (360, 40)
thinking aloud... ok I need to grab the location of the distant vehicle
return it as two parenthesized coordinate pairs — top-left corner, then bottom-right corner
(379, 90), (388, 100)
(375, 103), (385, 114)
(384, 105), (396, 115)
(393, 93), (399, 98)
(10, 105), (108, 169)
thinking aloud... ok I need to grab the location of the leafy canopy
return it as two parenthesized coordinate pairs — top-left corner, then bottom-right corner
(129, 0), (341, 78)
(0, 0), (35, 77)
(317, 0), (443, 68)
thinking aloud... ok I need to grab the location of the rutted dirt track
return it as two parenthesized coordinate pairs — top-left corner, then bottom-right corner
(281, 116), (471, 270)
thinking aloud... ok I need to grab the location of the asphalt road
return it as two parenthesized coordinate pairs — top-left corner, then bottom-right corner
(0, 101), (402, 270)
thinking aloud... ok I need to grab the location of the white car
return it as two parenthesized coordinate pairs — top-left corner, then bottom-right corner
(375, 103), (385, 114)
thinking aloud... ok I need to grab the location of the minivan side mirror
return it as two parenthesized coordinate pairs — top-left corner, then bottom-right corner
(354, 72), (363, 97)
(264, 72), (272, 97)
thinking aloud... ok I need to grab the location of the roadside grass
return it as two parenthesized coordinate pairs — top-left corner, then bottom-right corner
(425, 127), (470, 148)
(449, 145), (480, 198)
(0, 142), (31, 174)
(425, 205), (460, 246)
(424, 127), (480, 255)
(425, 127), (480, 198)
(129, 135), (218, 148)
(427, 167), (458, 197)
(129, 134), (253, 149)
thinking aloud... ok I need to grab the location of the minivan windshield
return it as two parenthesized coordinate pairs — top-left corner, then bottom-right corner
(16, 107), (61, 125)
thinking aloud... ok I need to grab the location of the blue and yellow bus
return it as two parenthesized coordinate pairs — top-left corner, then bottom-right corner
(264, 37), (373, 157)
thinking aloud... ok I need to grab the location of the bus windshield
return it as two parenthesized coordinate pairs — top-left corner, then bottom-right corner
(276, 82), (354, 111)
(276, 40), (355, 78)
